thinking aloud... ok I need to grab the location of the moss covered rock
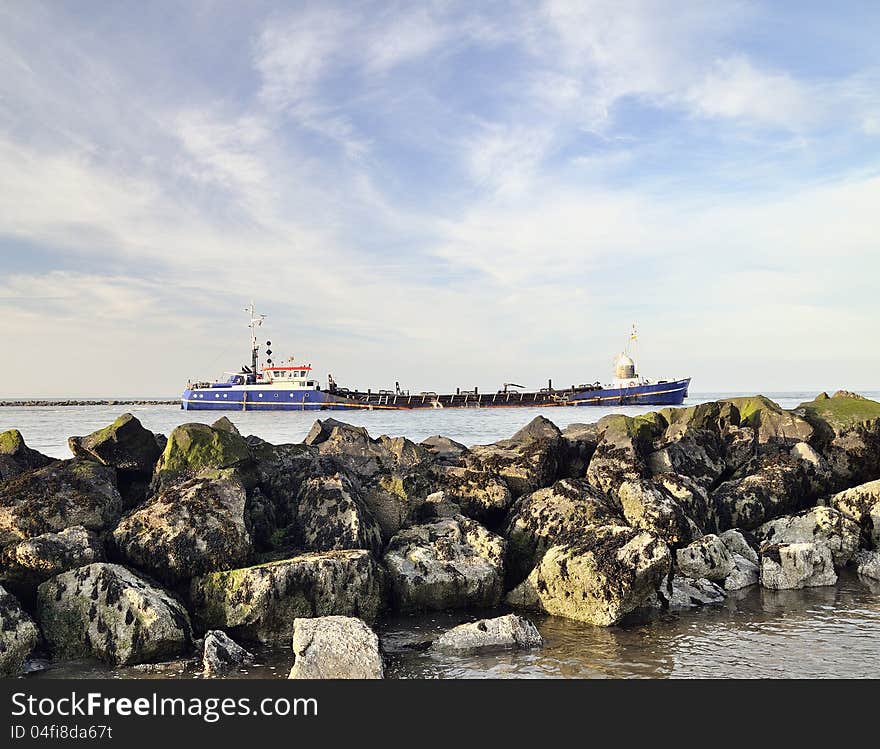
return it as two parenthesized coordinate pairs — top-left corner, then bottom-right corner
(37, 563), (192, 666)
(1, 525), (104, 590)
(618, 478), (698, 546)
(112, 472), (252, 585)
(68, 413), (163, 475)
(505, 524), (670, 626)
(0, 584), (39, 676)
(721, 395), (814, 445)
(152, 423), (253, 492)
(503, 478), (620, 585)
(0, 429), (53, 482)
(190, 550), (386, 643)
(383, 515), (505, 612)
(586, 413), (665, 499)
(0, 459), (121, 547)
(755, 507), (860, 567)
(431, 465), (513, 527)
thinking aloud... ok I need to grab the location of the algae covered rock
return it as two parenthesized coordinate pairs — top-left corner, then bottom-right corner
(190, 550), (386, 643)
(68, 413), (162, 475)
(1, 525), (104, 589)
(755, 507), (860, 567)
(37, 563), (192, 666)
(759, 542), (837, 590)
(433, 613), (543, 653)
(854, 550), (880, 581)
(466, 416), (563, 497)
(586, 413), (664, 498)
(829, 478), (880, 549)
(383, 515), (505, 612)
(289, 616), (383, 679)
(202, 629), (253, 675)
(112, 472), (252, 584)
(0, 584), (39, 676)
(505, 524), (670, 626)
(152, 422), (253, 492)
(618, 478), (697, 546)
(675, 534), (735, 581)
(304, 420), (394, 480)
(420, 435), (468, 465)
(0, 429), (52, 482)
(294, 473), (382, 555)
(0, 459), (121, 547)
(503, 478), (620, 585)
(431, 465), (513, 526)
(720, 395), (814, 446)
(559, 423), (598, 479)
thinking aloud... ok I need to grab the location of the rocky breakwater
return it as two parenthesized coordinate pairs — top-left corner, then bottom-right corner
(2, 389), (880, 678)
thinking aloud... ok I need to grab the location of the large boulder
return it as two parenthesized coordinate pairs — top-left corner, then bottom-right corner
(466, 416), (563, 497)
(190, 550), (386, 643)
(755, 507), (860, 567)
(829, 479), (880, 549)
(675, 534), (735, 581)
(420, 435), (468, 465)
(359, 470), (433, 543)
(0, 459), (121, 547)
(293, 473), (382, 555)
(1, 525), (104, 589)
(503, 478), (620, 585)
(505, 525), (670, 626)
(151, 422), (253, 493)
(558, 423), (598, 479)
(0, 429), (52, 482)
(724, 554), (760, 591)
(721, 395), (814, 446)
(289, 616), (383, 679)
(431, 465), (513, 526)
(202, 630), (253, 675)
(304, 420), (393, 480)
(37, 563), (192, 666)
(795, 391), (880, 489)
(618, 478), (698, 546)
(653, 472), (714, 534)
(586, 413), (664, 499)
(112, 472), (252, 585)
(68, 413), (162, 475)
(433, 614), (543, 653)
(854, 550), (880, 581)
(0, 585), (39, 676)
(656, 576), (726, 610)
(383, 516), (505, 612)
(759, 542), (837, 590)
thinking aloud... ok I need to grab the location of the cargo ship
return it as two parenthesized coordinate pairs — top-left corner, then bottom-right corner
(181, 305), (690, 411)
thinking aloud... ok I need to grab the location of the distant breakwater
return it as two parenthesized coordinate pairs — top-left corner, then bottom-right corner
(0, 400), (179, 407)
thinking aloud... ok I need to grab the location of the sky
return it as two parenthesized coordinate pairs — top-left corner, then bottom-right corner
(1, 0), (879, 397)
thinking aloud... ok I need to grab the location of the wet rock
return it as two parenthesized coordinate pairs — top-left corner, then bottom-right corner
(68, 413), (163, 475)
(854, 550), (880, 581)
(431, 465), (513, 526)
(657, 576), (726, 610)
(0, 429), (53, 482)
(0, 459), (121, 547)
(416, 491), (461, 520)
(653, 473), (714, 534)
(675, 534), (735, 581)
(721, 395), (814, 446)
(289, 616), (383, 679)
(724, 553), (760, 590)
(37, 563), (192, 666)
(618, 479), (697, 546)
(211, 417), (241, 436)
(383, 516), (505, 612)
(190, 550), (386, 643)
(586, 413), (664, 498)
(202, 629), (253, 675)
(795, 391), (880, 489)
(433, 614), (542, 653)
(505, 524), (670, 626)
(719, 529), (759, 565)
(829, 479), (880, 549)
(0, 585), (39, 676)
(304, 421), (393, 480)
(711, 452), (818, 531)
(420, 435), (469, 465)
(759, 542), (837, 590)
(112, 472), (252, 585)
(755, 507), (860, 567)
(558, 423), (598, 479)
(293, 473), (382, 555)
(151, 422), (253, 493)
(359, 470), (432, 543)
(503, 478), (620, 585)
(1, 526), (104, 588)
(466, 416), (563, 497)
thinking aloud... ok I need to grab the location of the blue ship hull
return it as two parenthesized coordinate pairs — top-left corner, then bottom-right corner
(181, 378), (690, 411)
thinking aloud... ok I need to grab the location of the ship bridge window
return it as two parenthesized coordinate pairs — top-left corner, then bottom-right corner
(307, 381), (315, 387)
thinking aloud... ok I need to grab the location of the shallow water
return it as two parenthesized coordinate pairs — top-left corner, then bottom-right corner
(4, 390), (875, 459)
(29, 571), (880, 680)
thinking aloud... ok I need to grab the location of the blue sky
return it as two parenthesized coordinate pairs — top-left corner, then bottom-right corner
(1, 0), (879, 397)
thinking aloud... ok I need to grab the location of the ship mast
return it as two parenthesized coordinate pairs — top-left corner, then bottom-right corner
(628, 323), (639, 377)
(244, 302), (266, 374)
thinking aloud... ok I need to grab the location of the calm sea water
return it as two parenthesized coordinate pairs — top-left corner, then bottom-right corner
(7, 390), (880, 679)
